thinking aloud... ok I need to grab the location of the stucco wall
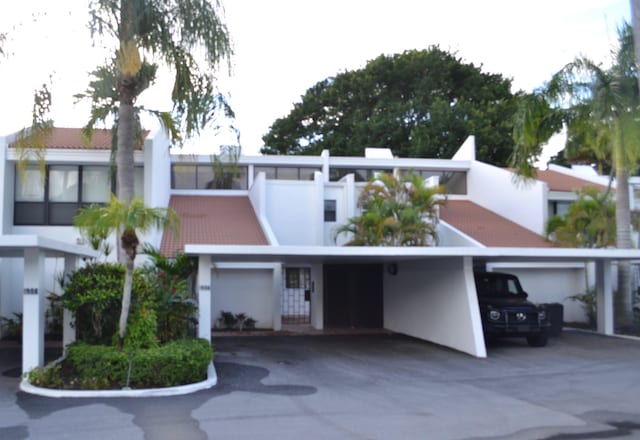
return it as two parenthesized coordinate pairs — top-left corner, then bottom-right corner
(211, 268), (273, 329)
(486, 264), (589, 323)
(466, 160), (547, 235)
(384, 256), (486, 357)
(265, 180), (321, 245)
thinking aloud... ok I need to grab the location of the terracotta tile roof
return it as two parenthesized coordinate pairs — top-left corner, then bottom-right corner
(440, 200), (554, 248)
(160, 195), (269, 256)
(536, 169), (608, 192)
(9, 127), (147, 150)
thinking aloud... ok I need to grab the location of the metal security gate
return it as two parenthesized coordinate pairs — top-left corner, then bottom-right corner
(282, 267), (311, 324)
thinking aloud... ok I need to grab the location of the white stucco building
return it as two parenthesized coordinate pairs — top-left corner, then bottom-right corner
(0, 128), (637, 371)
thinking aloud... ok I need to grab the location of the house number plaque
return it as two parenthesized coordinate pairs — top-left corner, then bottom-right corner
(23, 288), (39, 295)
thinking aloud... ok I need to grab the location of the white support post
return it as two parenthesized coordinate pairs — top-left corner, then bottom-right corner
(197, 255), (212, 342)
(22, 248), (46, 374)
(272, 263), (282, 331)
(595, 259), (613, 335)
(62, 255), (78, 351)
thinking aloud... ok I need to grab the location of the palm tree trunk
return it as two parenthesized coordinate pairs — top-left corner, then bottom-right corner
(118, 259), (134, 349)
(615, 155), (634, 329)
(115, 0), (137, 348)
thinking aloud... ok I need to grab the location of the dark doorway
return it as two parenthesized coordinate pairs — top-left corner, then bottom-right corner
(323, 264), (383, 328)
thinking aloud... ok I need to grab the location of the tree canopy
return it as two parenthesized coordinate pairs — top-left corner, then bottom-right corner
(262, 47), (521, 165)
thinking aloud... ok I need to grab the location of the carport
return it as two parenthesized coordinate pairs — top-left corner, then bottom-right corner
(187, 244), (640, 358)
(0, 235), (97, 373)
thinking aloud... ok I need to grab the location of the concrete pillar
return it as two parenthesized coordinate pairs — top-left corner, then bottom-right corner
(197, 255), (212, 342)
(22, 248), (46, 374)
(310, 263), (324, 330)
(595, 259), (613, 335)
(272, 263), (282, 331)
(62, 255), (77, 351)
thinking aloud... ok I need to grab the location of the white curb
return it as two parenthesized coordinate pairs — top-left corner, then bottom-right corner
(20, 362), (217, 398)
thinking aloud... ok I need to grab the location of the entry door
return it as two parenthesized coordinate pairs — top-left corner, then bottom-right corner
(324, 264), (383, 328)
(282, 267), (311, 324)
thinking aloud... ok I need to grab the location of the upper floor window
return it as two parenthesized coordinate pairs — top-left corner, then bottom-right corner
(14, 164), (142, 226)
(172, 164), (248, 189)
(254, 166), (320, 181)
(329, 168), (393, 182)
(405, 169), (467, 195)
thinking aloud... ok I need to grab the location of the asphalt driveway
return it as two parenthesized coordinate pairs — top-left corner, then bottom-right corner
(1, 331), (640, 439)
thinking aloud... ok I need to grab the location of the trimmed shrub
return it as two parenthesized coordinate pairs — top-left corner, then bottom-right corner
(61, 338), (212, 389)
(60, 263), (150, 345)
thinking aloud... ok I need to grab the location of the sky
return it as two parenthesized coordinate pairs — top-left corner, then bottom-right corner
(0, 0), (632, 159)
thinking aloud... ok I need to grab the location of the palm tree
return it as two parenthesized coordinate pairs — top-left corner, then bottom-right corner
(75, 196), (179, 349)
(337, 172), (446, 246)
(511, 23), (640, 326)
(83, 0), (232, 205)
(546, 186), (616, 249)
(75, 1), (231, 343)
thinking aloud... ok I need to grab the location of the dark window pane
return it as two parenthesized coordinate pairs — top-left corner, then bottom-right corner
(276, 167), (298, 180)
(324, 199), (337, 222)
(254, 166), (276, 180)
(14, 202), (46, 225)
(48, 203), (80, 225)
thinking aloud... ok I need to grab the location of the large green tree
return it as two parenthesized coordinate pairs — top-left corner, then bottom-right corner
(336, 172), (446, 246)
(262, 48), (521, 165)
(78, 0), (232, 346)
(511, 23), (640, 326)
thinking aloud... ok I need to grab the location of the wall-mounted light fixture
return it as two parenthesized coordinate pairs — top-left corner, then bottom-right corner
(387, 263), (398, 276)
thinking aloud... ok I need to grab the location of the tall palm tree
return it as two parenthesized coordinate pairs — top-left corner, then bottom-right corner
(84, 0), (232, 205)
(75, 196), (179, 348)
(75, 1), (231, 344)
(337, 172), (446, 246)
(511, 23), (640, 326)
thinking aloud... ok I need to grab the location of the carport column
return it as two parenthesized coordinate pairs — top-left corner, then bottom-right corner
(62, 255), (78, 351)
(272, 263), (282, 331)
(22, 248), (46, 374)
(197, 255), (212, 342)
(595, 259), (613, 335)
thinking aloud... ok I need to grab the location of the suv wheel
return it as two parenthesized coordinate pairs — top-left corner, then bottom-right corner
(526, 333), (548, 347)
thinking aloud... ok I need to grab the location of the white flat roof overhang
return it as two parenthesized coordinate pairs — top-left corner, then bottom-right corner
(185, 245), (640, 264)
(0, 235), (98, 259)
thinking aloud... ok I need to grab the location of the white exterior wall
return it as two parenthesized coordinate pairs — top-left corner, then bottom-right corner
(142, 131), (172, 249)
(211, 268), (274, 329)
(437, 222), (484, 247)
(466, 160), (547, 235)
(324, 182), (349, 246)
(383, 256), (486, 357)
(265, 180), (322, 245)
(486, 263), (589, 323)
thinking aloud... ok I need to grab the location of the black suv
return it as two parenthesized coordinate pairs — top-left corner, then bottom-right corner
(474, 271), (549, 347)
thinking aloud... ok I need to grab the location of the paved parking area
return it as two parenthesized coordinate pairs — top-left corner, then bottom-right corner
(1, 331), (640, 439)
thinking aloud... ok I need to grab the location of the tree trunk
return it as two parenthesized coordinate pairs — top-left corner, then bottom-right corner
(614, 155), (634, 329)
(118, 258), (134, 349)
(115, 0), (137, 348)
(632, 0), (640, 93)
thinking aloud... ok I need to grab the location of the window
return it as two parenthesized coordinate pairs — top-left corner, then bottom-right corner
(254, 166), (321, 181)
(329, 168), (392, 182)
(82, 166), (111, 203)
(13, 164), (132, 226)
(324, 199), (337, 222)
(171, 164), (248, 189)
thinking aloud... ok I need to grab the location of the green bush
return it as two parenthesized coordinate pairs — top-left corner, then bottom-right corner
(60, 263), (150, 345)
(120, 306), (159, 349)
(59, 338), (213, 389)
